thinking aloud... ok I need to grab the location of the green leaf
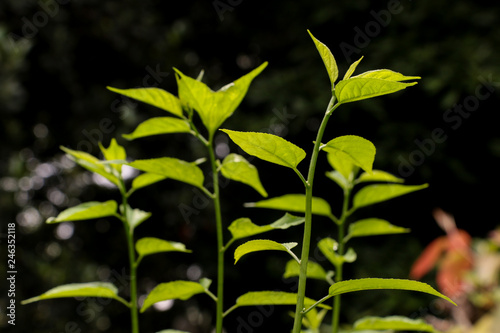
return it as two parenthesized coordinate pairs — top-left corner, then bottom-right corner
(61, 146), (121, 188)
(317, 237), (356, 267)
(47, 201), (118, 224)
(346, 218), (410, 242)
(326, 278), (456, 305)
(220, 153), (268, 197)
(335, 77), (419, 104)
(131, 173), (168, 191)
(175, 63), (267, 136)
(107, 86), (183, 117)
(308, 30), (338, 90)
(283, 260), (327, 280)
(129, 158), (205, 189)
(123, 117), (192, 140)
(136, 237), (191, 261)
(352, 184), (428, 210)
(353, 69), (421, 82)
(356, 170), (404, 184)
(322, 135), (376, 178)
(302, 308), (329, 330)
(157, 330), (191, 333)
(269, 213), (306, 229)
(245, 194), (333, 218)
(343, 56), (364, 80)
(123, 205), (151, 230)
(221, 130), (306, 170)
(234, 239), (298, 264)
(99, 138), (127, 173)
(235, 291), (331, 309)
(353, 316), (439, 333)
(21, 282), (127, 305)
(325, 170), (349, 191)
(141, 281), (208, 312)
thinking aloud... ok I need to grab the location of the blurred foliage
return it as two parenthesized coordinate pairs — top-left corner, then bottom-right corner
(1, 0), (499, 332)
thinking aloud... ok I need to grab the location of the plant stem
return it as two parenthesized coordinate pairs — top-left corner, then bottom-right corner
(292, 97), (337, 333)
(121, 191), (139, 333)
(207, 135), (225, 333)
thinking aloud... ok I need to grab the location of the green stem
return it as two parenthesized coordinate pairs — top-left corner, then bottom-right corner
(121, 190), (139, 333)
(292, 97), (337, 333)
(207, 134), (225, 333)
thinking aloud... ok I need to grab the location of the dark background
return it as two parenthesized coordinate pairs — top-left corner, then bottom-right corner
(1, 0), (499, 332)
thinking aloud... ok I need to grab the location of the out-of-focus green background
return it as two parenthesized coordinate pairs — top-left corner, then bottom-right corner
(1, 0), (499, 332)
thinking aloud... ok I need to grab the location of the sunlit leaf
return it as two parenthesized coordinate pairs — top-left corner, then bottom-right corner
(234, 240), (298, 264)
(308, 30), (338, 90)
(322, 135), (376, 178)
(123, 117), (192, 140)
(352, 69), (421, 82)
(131, 173), (168, 191)
(227, 214), (304, 242)
(123, 205), (151, 230)
(220, 153), (268, 197)
(235, 291), (331, 310)
(221, 130), (306, 170)
(107, 86), (183, 117)
(283, 259), (327, 280)
(325, 170), (349, 191)
(345, 218), (410, 242)
(141, 281), (208, 312)
(343, 56), (364, 80)
(129, 158), (204, 189)
(136, 237), (191, 261)
(335, 77), (419, 104)
(356, 170), (404, 184)
(318, 237), (356, 267)
(245, 194), (333, 218)
(352, 184), (428, 210)
(175, 63), (267, 135)
(47, 201), (118, 224)
(21, 282), (126, 305)
(99, 138), (127, 173)
(353, 316), (439, 333)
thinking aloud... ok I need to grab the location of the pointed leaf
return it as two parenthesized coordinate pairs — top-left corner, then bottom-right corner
(308, 30), (338, 90)
(123, 117), (192, 140)
(61, 146), (121, 187)
(21, 282), (126, 305)
(136, 237), (191, 260)
(325, 170), (349, 191)
(175, 63), (267, 135)
(99, 138), (127, 172)
(326, 278), (456, 305)
(352, 184), (428, 210)
(318, 237), (356, 266)
(124, 205), (151, 230)
(353, 316), (439, 333)
(353, 69), (421, 82)
(129, 158), (204, 189)
(335, 77), (419, 104)
(228, 214), (305, 243)
(235, 291), (331, 309)
(409, 236), (448, 280)
(283, 260), (327, 280)
(220, 153), (268, 197)
(269, 213), (306, 229)
(107, 86), (183, 117)
(356, 170), (404, 184)
(234, 239), (298, 264)
(245, 194), (332, 218)
(322, 135), (376, 178)
(346, 218), (410, 241)
(141, 281), (207, 312)
(131, 173), (168, 191)
(221, 130), (306, 169)
(47, 201), (118, 224)
(343, 56), (364, 80)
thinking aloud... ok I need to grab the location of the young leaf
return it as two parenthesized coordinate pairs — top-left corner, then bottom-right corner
(355, 170), (404, 184)
(307, 30), (338, 90)
(269, 213), (306, 229)
(61, 146), (121, 188)
(326, 278), (456, 305)
(174, 62), (267, 136)
(131, 173), (168, 191)
(47, 201), (118, 224)
(123, 117), (192, 140)
(235, 291), (331, 309)
(345, 218), (410, 242)
(283, 259), (328, 281)
(21, 282), (127, 306)
(325, 170), (349, 191)
(99, 138), (127, 173)
(352, 69), (421, 82)
(335, 78), (419, 104)
(245, 194), (333, 219)
(221, 130), (306, 170)
(352, 184), (429, 210)
(141, 281), (208, 312)
(343, 56), (364, 80)
(234, 239), (298, 264)
(107, 86), (183, 117)
(220, 153), (268, 197)
(322, 135), (376, 177)
(128, 157), (205, 189)
(136, 237), (191, 261)
(123, 205), (151, 230)
(318, 237), (356, 267)
(353, 316), (439, 333)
